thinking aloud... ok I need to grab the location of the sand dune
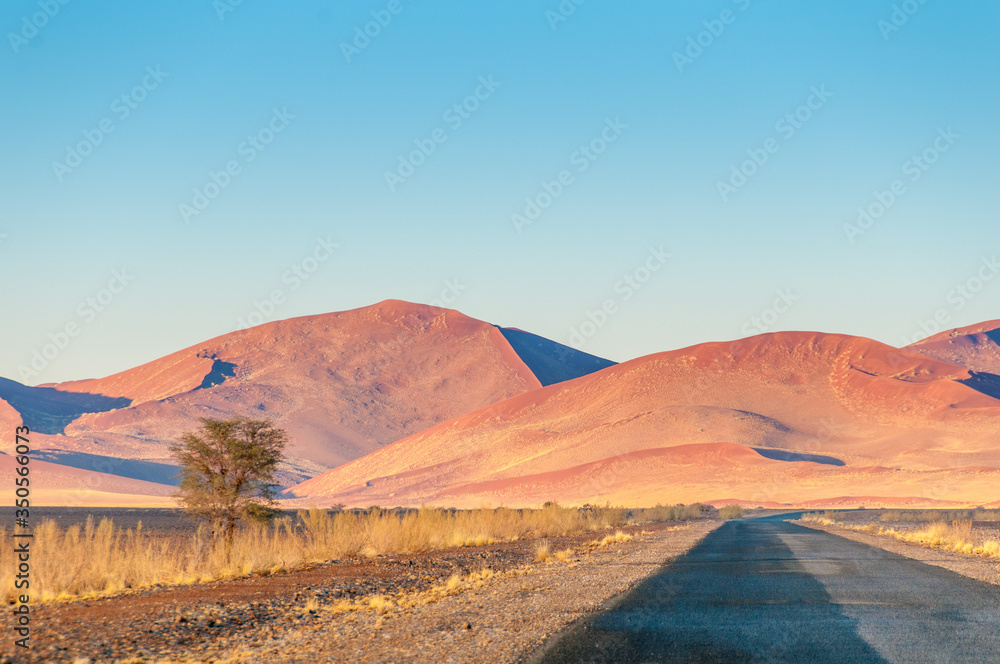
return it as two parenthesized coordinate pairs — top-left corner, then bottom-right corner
(1, 301), (611, 494)
(288, 331), (1000, 508)
(7, 304), (999, 508)
(907, 320), (1000, 375)
(0, 452), (174, 506)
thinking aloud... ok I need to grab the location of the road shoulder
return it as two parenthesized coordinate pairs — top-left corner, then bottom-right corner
(795, 519), (1000, 587)
(272, 521), (721, 663)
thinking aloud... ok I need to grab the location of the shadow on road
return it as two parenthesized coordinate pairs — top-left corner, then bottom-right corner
(529, 520), (889, 663)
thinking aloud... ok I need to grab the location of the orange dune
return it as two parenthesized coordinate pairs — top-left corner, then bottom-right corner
(1, 300), (608, 490)
(907, 320), (1000, 375)
(289, 331), (1000, 508)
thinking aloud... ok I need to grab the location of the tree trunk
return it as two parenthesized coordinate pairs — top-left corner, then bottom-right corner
(226, 516), (236, 560)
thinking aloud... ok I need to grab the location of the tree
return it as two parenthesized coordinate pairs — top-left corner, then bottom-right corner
(171, 417), (288, 551)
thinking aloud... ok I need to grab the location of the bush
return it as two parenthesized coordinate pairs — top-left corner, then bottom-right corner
(719, 505), (743, 520)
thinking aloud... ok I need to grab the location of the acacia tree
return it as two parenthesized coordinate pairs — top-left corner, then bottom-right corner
(171, 417), (288, 551)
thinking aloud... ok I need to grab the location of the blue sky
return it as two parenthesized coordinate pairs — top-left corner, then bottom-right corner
(1, 0), (998, 383)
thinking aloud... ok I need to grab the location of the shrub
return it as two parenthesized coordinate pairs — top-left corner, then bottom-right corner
(719, 505), (743, 520)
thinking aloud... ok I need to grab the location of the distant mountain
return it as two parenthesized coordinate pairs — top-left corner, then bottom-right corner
(288, 331), (1000, 508)
(0, 300), (613, 502)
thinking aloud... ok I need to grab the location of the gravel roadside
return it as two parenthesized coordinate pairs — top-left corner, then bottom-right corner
(259, 520), (720, 664)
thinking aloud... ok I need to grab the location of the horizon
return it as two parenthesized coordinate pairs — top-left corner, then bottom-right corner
(14, 296), (1000, 387)
(3, 1), (998, 383)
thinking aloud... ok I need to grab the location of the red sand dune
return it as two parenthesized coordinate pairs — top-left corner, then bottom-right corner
(907, 320), (1000, 375)
(288, 331), (1000, 508)
(1, 301), (584, 492)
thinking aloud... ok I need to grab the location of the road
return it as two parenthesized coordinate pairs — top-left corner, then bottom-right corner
(528, 515), (1000, 663)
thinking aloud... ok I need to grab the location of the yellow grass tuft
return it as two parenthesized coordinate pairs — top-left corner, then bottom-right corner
(368, 595), (395, 614)
(554, 548), (574, 562)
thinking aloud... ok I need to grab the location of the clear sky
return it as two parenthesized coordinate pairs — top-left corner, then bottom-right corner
(1, 0), (998, 384)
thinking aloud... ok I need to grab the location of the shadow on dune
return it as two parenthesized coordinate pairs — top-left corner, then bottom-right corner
(495, 327), (615, 386)
(31, 450), (181, 485)
(0, 377), (131, 435)
(197, 359), (237, 390)
(529, 520), (888, 664)
(959, 371), (1000, 402)
(752, 448), (845, 466)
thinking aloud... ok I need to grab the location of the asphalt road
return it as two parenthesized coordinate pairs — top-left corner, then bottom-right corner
(528, 515), (1000, 663)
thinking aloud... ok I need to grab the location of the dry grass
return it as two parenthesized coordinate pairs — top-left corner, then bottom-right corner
(534, 542), (576, 564)
(325, 567), (509, 617)
(554, 548), (574, 562)
(589, 530), (634, 549)
(1, 503), (701, 603)
(879, 509), (1000, 523)
(803, 513), (1000, 559)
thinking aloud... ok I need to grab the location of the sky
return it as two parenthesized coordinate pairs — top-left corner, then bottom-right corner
(1, 0), (998, 384)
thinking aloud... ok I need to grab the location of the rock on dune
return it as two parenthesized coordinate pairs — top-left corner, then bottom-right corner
(287, 331), (1000, 508)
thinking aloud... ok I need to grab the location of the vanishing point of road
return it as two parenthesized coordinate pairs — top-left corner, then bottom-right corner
(530, 515), (1000, 663)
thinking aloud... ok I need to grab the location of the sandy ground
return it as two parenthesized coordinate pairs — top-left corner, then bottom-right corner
(3, 520), (719, 663)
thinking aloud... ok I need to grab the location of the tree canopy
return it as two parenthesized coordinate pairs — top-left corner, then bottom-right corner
(171, 417), (288, 545)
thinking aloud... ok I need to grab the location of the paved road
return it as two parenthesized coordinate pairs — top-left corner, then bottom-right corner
(529, 516), (1000, 663)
